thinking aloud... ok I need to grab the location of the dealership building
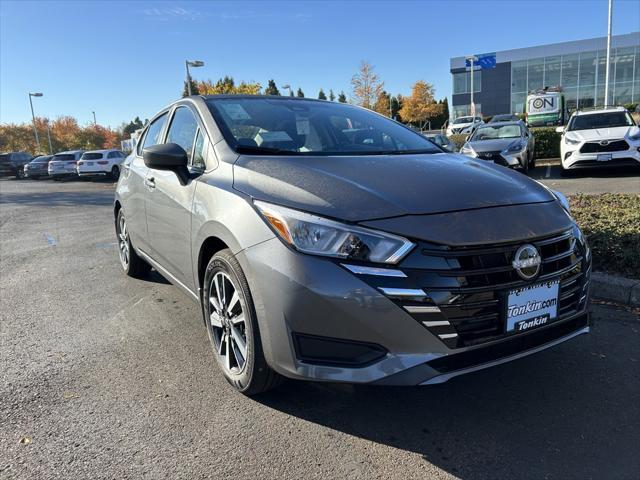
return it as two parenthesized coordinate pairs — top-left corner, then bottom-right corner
(449, 32), (640, 118)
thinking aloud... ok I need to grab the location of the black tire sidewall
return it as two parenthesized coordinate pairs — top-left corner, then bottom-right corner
(203, 252), (258, 393)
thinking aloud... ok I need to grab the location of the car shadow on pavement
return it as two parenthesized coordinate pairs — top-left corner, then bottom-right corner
(256, 313), (639, 479)
(0, 191), (115, 206)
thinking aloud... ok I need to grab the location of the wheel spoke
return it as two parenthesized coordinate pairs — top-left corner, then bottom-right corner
(209, 295), (222, 314)
(214, 274), (224, 311)
(227, 291), (240, 315)
(209, 311), (223, 328)
(230, 313), (244, 326)
(218, 332), (226, 355)
(225, 334), (232, 371)
(230, 324), (247, 361)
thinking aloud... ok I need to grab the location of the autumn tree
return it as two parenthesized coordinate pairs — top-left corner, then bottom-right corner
(296, 88), (305, 98)
(373, 91), (391, 117)
(398, 81), (443, 128)
(264, 79), (280, 96)
(196, 77), (261, 95)
(351, 61), (384, 109)
(338, 91), (347, 103)
(318, 88), (327, 100)
(328, 89), (336, 101)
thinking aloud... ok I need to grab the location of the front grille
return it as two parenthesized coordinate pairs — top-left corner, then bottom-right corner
(361, 229), (590, 349)
(579, 139), (629, 153)
(476, 151), (508, 166)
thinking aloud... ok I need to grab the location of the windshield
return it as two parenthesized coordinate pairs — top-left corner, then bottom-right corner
(53, 154), (76, 161)
(453, 117), (474, 124)
(568, 111), (634, 131)
(82, 152), (103, 160)
(470, 124), (522, 141)
(206, 97), (441, 156)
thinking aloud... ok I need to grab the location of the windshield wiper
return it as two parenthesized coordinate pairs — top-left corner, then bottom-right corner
(235, 145), (301, 156)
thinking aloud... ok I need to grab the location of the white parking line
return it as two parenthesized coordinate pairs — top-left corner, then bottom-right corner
(545, 165), (552, 178)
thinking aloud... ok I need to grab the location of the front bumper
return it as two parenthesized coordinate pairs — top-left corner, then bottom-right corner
(562, 142), (640, 169)
(237, 230), (591, 385)
(475, 150), (526, 168)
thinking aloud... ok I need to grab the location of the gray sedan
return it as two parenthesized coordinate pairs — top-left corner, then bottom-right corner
(460, 121), (536, 174)
(114, 96), (588, 395)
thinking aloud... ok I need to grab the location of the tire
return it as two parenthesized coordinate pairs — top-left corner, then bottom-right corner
(203, 249), (283, 395)
(560, 164), (572, 177)
(111, 165), (120, 181)
(116, 209), (150, 278)
(15, 167), (25, 180)
(521, 154), (529, 175)
(529, 151), (536, 170)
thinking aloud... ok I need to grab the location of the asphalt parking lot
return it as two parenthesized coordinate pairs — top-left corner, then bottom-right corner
(530, 164), (640, 194)
(1, 177), (639, 480)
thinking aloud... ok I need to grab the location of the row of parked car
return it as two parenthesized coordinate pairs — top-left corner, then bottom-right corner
(0, 149), (127, 180)
(428, 106), (640, 176)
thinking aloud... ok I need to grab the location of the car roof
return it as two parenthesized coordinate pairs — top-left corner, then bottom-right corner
(572, 106), (627, 116)
(201, 94), (328, 103)
(477, 121), (523, 127)
(54, 150), (84, 155)
(83, 149), (121, 154)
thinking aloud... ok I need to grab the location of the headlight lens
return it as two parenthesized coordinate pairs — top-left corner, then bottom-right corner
(254, 201), (415, 264)
(504, 141), (526, 153)
(628, 129), (640, 141)
(565, 135), (580, 145)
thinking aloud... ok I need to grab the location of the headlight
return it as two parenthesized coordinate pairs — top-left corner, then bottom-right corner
(564, 135), (580, 145)
(504, 141), (526, 154)
(254, 201), (415, 264)
(628, 129), (640, 142)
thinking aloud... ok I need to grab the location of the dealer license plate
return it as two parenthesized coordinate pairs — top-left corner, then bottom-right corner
(597, 154), (612, 162)
(86, 162), (93, 166)
(506, 280), (560, 333)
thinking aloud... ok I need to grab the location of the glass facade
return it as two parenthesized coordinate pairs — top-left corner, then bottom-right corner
(510, 45), (640, 114)
(452, 70), (481, 94)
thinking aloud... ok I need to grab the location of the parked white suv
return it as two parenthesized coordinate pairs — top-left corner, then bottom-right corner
(557, 107), (640, 175)
(48, 150), (84, 179)
(446, 116), (483, 136)
(77, 149), (127, 179)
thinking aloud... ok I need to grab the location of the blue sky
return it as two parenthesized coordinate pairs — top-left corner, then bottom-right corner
(1, 0), (639, 128)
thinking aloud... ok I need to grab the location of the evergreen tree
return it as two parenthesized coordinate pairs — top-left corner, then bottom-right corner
(337, 91), (347, 103)
(264, 79), (281, 96)
(182, 78), (199, 97)
(328, 89), (336, 101)
(296, 88), (305, 98)
(318, 89), (327, 100)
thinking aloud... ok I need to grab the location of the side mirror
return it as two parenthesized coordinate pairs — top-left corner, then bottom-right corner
(555, 126), (565, 134)
(143, 143), (190, 184)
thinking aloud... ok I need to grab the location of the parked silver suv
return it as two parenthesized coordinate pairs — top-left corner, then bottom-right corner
(115, 95), (591, 395)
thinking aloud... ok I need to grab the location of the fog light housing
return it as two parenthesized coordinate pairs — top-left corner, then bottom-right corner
(292, 333), (387, 367)
(565, 152), (573, 159)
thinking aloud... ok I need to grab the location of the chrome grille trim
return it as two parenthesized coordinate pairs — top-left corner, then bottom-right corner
(404, 305), (441, 313)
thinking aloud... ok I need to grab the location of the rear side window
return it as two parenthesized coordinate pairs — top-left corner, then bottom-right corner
(139, 112), (169, 154)
(82, 153), (104, 160)
(107, 152), (119, 158)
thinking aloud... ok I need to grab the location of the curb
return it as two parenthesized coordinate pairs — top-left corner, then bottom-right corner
(534, 157), (560, 166)
(591, 272), (640, 307)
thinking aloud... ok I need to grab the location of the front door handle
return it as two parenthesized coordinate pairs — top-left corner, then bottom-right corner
(144, 177), (156, 190)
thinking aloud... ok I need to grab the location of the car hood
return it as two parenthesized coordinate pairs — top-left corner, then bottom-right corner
(566, 125), (638, 141)
(232, 153), (555, 222)
(466, 138), (521, 153)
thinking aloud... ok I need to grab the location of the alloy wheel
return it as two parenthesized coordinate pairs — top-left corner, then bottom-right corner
(208, 271), (248, 374)
(117, 213), (130, 268)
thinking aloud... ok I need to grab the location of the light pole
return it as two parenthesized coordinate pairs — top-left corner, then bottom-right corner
(281, 84), (293, 96)
(92, 111), (97, 125)
(604, 0), (613, 107)
(185, 60), (204, 96)
(465, 56), (478, 116)
(28, 92), (43, 151)
(45, 120), (53, 154)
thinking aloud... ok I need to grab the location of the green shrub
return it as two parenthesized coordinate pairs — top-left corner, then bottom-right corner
(569, 194), (640, 279)
(531, 127), (561, 159)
